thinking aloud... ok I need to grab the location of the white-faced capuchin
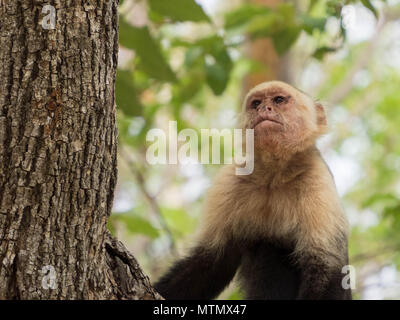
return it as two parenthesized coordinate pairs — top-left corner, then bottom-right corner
(154, 81), (351, 300)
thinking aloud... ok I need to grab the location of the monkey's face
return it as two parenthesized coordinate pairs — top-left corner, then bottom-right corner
(241, 81), (327, 156)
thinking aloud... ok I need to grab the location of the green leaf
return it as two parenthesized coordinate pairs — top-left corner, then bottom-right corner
(246, 13), (276, 38)
(300, 15), (327, 34)
(205, 62), (230, 95)
(162, 207), (196, 236)
(362, 193), (398, 209)
(384, 205), (400, 228)
(242, 3), (300, 55)
(185, 47), (204, 68)
(119, 19), (176, 82)
(173, 72), (204, 103)
(113, 214), (160, 239)
(180, 36), (233, 95)
(308, 0), (318, 12)
(361, 0), (378, 18)
(276, 2), (296, 21)
(148, 10), (165, 24)
(312, 46), (337, 60)
(148, 0), (210, 22)
(115, 69), (142, 116)
(224, 4), (271, 30)
(201, 37), (233, 95)
(272, 26), (301, 55)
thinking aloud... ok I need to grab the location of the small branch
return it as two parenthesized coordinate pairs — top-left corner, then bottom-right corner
(351, 243), (400, 263)
(326, 5), (400, 105)
(326, 23), (382, 105)
(119, 146), (177, 255)
(105, 232), (163, 300)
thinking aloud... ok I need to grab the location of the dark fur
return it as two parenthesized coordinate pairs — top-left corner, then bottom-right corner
(155, 241), (241, 300)
(155, 239), (352, 300)
(239, 241), (299, 300)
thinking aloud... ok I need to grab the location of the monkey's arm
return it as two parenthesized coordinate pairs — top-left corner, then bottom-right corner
(296, 247), (351, 300)
(154, 242), (242, 300)
(294, 163), (352, 300)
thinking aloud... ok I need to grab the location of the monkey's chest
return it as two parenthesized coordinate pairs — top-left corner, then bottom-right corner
(233, 186), (300, 240)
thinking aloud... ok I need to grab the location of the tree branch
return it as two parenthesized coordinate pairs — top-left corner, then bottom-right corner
(119, 146), (177, 255)
(105, 232), (163, 299)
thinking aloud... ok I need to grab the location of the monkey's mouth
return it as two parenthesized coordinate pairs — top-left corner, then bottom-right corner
(254, 118), (283, 128)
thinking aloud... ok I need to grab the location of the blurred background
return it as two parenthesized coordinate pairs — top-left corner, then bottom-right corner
(110, 0), (400, 299)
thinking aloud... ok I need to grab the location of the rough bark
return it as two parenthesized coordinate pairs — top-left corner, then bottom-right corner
(0, 0), (160, 299)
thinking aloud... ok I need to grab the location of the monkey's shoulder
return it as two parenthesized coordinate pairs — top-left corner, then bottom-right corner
(214, 157), (335, 192)
(208, 160), (342, 226)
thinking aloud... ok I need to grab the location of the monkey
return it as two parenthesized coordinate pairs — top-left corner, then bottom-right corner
(154, 81), (352, 300)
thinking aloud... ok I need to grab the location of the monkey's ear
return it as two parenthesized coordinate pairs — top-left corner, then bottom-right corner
(315, 103), (327, 127)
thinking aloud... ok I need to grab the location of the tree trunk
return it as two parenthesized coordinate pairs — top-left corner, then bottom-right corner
(0, 0), (160, 299)
(243, 0), (290, 94)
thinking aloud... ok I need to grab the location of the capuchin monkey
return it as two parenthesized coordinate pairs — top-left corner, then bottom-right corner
(155, 81), (352, 300)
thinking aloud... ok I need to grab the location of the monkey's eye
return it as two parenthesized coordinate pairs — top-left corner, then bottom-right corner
(273, 96), (286, 105)
(251, 99), (262, 109)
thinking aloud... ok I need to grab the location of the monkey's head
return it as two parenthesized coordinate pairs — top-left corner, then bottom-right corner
(241, 81), (327, 157)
